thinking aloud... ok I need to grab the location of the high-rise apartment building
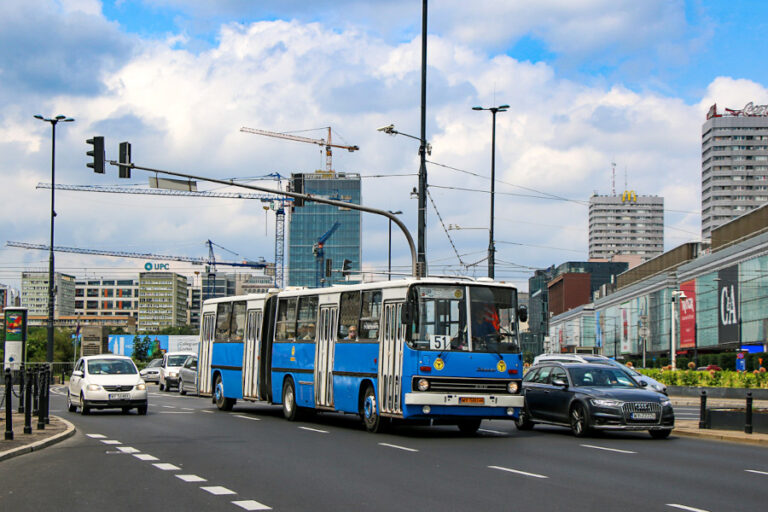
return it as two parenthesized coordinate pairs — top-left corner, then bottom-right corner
(288, 171), (361, 287)
(138, 272), (188, 332)
(21, 271), (76, 317)
(702, 102), (768, 239)
(75, 278), (139, 319)
(588, 192), (664, 262)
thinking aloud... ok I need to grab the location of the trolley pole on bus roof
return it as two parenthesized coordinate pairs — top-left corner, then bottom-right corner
(90, 155), (419, 279)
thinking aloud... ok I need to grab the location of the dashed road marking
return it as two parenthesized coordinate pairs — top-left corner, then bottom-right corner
(299, 426), (327, 433)
(153, 463), (181, 471)
(489, 465), (548, 479)
(161, 405), (177, 409)
(201, 410), (214, 414)
(234, 415), (262, 421)
(233, 500), (272, 510)
(134, 454), (159, 461)
(117, 446), (140, 454)
(479, 428), (506, 435)
(666, 504), (710, 512)
(87, 434), (106, 439)
(158, 411), (195, 414)
(177, 474), (207, 483)
(182, 407), (196, 411)
(101, 440), (122, 445)
(378, 442), (418, 452)
(580, 444), (636, 454)
(201, 486), (237, 496)
(746, 469), (768, 476)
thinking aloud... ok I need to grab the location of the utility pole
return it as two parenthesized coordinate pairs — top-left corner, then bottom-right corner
(417, 0), (428, 278)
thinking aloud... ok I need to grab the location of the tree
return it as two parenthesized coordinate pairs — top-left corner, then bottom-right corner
(132, 335), (151, 362)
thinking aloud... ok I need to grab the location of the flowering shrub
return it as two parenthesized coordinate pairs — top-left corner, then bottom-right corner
(636, 368), (768, 388)
(687, 361), (696, 370)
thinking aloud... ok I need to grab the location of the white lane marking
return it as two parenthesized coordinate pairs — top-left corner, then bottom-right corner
(234, 415), (262, 421)
(479, 428), (506, 435)
(182, 407), (195, 411)
(177, 474), (207, 483)
(580, 444), (636, 454)
(134, 454), (159, 461)
(101, 440), (122, 445)
(745, 469), (768, 476)
(378, 443), (418, 452)
(153, 463), (181, 471)
(87, 434), (106, 439)
(157, 411), (195, 414)
(488, 465), (548, 479)
(299, 426), (328, 433)
(201, 410), (214, 414)
(201, 486), (237, 495)
(233, 500), (272, 511)
(117, 446), (140, 454)
(666, 504), (710, 512)
(161, 405), (177, 409)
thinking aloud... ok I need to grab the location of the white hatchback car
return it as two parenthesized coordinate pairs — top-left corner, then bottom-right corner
(68, 355), (148, 415)
(159, 351), (196, 392)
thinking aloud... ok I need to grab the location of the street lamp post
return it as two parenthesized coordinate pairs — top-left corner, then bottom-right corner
(34, 114), (74, 363)
(472, 104), (508, 279)
(388, 210), (403, 280)
(418, 0), (428, 278)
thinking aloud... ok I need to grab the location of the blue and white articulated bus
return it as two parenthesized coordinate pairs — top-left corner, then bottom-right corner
(198, 277), (527, 433)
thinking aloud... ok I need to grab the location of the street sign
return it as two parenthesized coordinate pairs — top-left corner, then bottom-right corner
(639, 326), (650, 338)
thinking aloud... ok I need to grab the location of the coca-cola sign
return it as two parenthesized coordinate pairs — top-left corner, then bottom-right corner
(725, 102), (768, 117)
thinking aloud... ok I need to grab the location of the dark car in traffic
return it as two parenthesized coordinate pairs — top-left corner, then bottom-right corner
(516, 362), (674, 438)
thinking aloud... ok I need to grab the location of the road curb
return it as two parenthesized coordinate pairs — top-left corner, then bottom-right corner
(0, 416), (76, 463)
(673, 428), (768, 446)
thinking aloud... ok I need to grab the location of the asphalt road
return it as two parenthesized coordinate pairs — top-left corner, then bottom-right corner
(0, 386), (766, 512)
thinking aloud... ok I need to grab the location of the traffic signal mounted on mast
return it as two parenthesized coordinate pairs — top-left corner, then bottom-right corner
(118, 141), (132, 178)
(86, 136), (105, 173)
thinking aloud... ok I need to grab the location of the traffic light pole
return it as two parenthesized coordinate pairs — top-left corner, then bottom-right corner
(101, 160), (420, 278)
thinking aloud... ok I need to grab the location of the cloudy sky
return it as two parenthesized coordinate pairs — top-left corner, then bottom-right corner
(2, 0), (768, 293)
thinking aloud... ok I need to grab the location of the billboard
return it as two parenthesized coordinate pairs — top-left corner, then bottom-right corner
(679, 280), (697, 349)
(108, 334), (199, 357)
(718, 265), (740, 344)
(620, 302), (632, 354)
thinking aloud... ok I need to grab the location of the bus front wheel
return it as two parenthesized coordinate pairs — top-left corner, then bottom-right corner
(282, 378), (299, 421)
(361, 385), (387, 433)
(214, 375), (235, 411)
(457, 418), (482, 435)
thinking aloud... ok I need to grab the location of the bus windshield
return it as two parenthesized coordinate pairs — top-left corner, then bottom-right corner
(408, 284), (519, 353)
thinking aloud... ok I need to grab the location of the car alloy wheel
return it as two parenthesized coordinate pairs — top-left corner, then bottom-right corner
(570, 403), (589, 437)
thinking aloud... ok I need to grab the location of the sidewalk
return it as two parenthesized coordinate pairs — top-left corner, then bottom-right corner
(0, 412), (75, 462)
(670, 395), (768, 446)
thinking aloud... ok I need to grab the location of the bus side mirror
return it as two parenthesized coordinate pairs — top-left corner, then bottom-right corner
(517, 306), (528, 323)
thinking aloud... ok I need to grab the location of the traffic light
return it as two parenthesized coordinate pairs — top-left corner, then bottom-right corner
(118, 141), (132, 178)
(86, 136), (104, 173)
(342, 259), (352, 277)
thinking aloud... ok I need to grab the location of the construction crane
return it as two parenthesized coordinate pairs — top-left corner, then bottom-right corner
(313, 222), (340, 288)
(240, 126), (359, 172)
(36, 182), (289, 288)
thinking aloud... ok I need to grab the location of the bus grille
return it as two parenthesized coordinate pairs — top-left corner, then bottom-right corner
(414, 377), (511, 394)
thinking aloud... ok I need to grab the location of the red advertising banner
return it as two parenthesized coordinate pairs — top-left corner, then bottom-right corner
(679, 280), (696, 349)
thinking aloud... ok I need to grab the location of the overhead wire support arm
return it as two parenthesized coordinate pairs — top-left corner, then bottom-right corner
(104, 159), (419, 278)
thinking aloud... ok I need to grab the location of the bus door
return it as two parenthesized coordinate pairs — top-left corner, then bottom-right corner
(198, 312), (216, 396)
(314, 306), (337, 408)
(242, 309), (263, 400)
(379, 301), (405, 416)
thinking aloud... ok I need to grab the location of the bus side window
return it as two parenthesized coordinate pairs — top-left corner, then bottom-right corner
(296, 296), (318, 341)
(215, 302), (233, 342)
(359, 290), (382, 340)
(231, 301), (246, 343)
(275, 298), (297, 341)
(338, 291), (361, 340)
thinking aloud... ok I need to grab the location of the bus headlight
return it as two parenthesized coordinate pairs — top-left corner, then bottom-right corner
(417, 378), (430, 392)
(507, 381), (520, 394)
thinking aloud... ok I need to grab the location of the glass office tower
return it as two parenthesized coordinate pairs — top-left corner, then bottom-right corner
(288, 171), (361, 287)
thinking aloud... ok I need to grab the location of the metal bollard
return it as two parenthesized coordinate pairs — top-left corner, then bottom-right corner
(37, 369), (46, 431)
(23, 368), (33, 434)
(5, 369), (13, 440)
(699, 390), (708, 429)
(43, 366), (50, 425)
(17, 364), (25, 414)
(32, 367), (39, 416)
(745, 392), (753, 435)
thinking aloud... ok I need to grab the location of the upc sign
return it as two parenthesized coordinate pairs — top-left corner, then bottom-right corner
(144, 262), (170, 271)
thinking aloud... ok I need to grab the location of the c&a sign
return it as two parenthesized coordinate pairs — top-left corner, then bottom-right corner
(717, 266), (740, 344)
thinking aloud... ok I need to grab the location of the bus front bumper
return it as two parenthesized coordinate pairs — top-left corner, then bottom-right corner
(404, 392), (524, 408)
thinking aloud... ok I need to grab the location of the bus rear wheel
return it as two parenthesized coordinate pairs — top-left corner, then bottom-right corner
(214, 375), (235, 411)
(282, 378), (299, 421)
(457, 419), (482, 435)
(361, 385), (387, 433)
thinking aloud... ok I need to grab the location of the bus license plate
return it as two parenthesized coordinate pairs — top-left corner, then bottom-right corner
(460, 397), (485, 405)
(631, 412), (656, 420)
(109, 393), (131, 400)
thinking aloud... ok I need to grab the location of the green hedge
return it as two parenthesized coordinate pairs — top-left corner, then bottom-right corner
(636, 368), (768, 389)
(626, 352), (768, 372)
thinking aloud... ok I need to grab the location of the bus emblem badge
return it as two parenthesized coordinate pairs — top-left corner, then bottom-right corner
(497, 360), (506, 373)
(434, 358), (445, 371)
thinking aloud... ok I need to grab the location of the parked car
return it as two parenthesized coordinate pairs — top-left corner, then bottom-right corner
(516, 362), (674, 438)
(139, 358), (162, 383)
(159, 351), (196, 391)
(697, 365), (722, 371)
(178, 355), (198, 396)
(532, 353), (668, 395)
(67, 354), (148, 415)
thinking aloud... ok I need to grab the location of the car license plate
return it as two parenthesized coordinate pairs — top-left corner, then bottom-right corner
(459, 397), (485, 405)
(631, 412), (656, 420)
(109, 393), (131, 400)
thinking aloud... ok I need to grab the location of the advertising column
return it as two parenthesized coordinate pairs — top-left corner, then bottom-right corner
(718, 266), (740, 345)
(4, 307), (27, 370)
